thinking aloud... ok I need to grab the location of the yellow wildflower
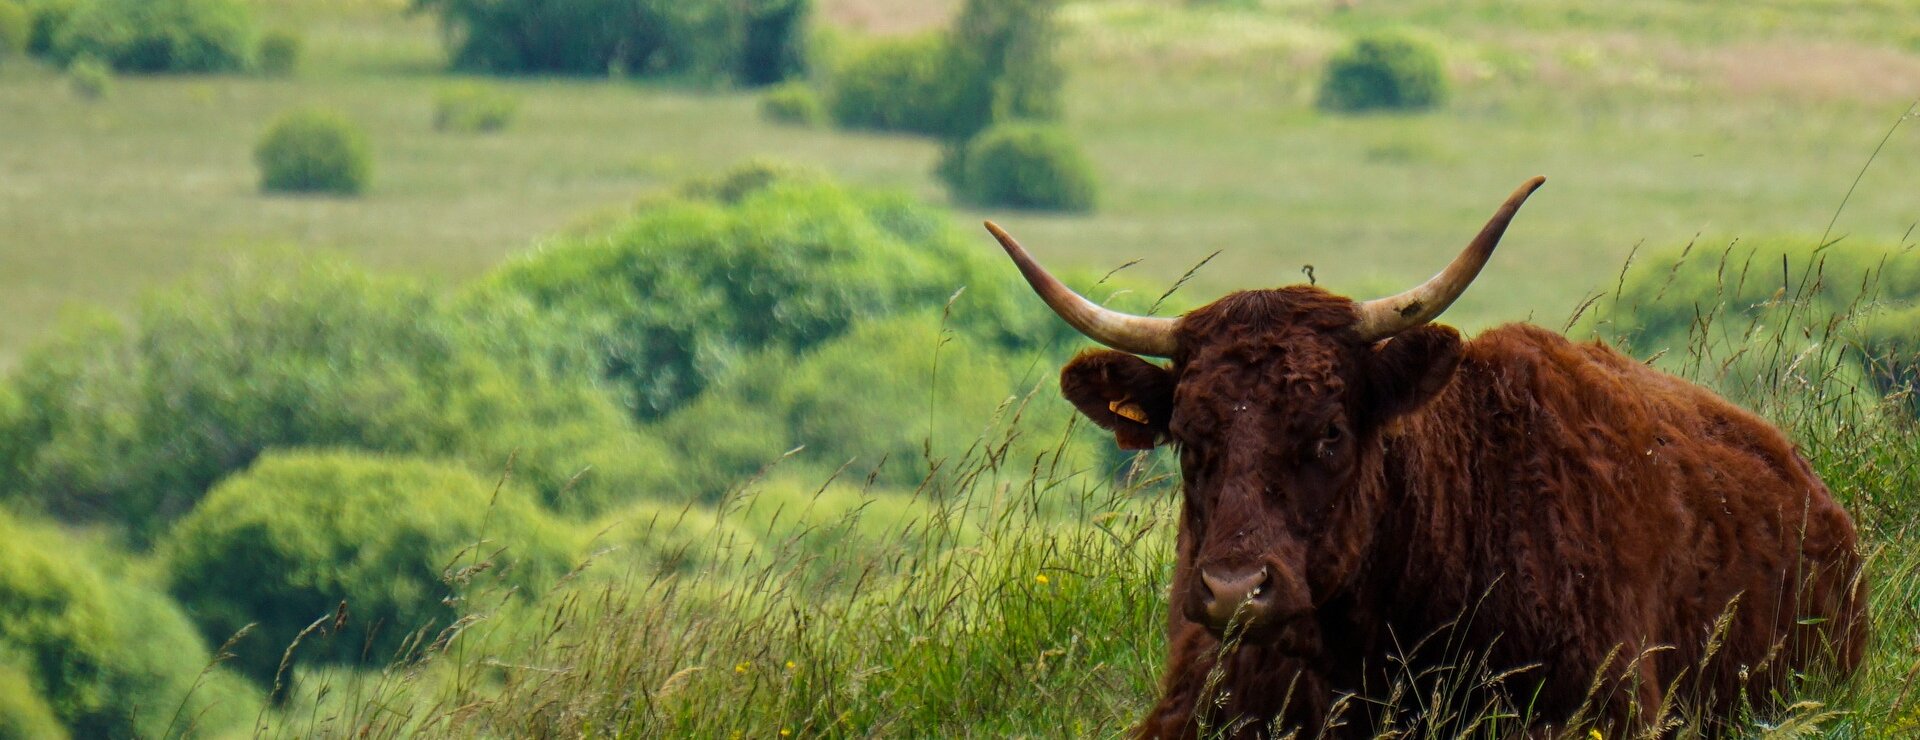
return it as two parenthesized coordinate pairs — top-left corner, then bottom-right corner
(1589, 730), (1604, 740)
(1035, 574), (1050, 585)
(785, 660), (797, 671)
(780, 730), (792, 737)
(733, 662), (749, 674)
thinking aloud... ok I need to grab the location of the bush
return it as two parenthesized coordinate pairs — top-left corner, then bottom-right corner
(656, 314), (1097, 495)
(759, 81), (824, 126)
(163, 451), (573, 688)
(66, 53), (108, 99)
(255, 108), (371, 195)
(1582, 236), (1920, 412)
(943, 0), (1065, 140)
(825, 0), (1065, 140)
(433, 82), (518, 133)
(413, 0), (807, 84)
(950, 122), (1098, 212)
(1317, 31), (1449, 113)
(827, 33), (957, 136)
(0, 257), (666, 542)
(0, 1), (27, 57)
(593, 499), (760, 578)
(256, 28), (298, 75)
(0, 508), (260, 736)
(49, 0), (251, 72)
(25, 0), (74, 56)
(476, 166), (1067, 423)
(0, 661), (66, 740)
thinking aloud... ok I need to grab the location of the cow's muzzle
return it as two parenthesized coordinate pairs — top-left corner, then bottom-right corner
(1198, 565), (1279, 633)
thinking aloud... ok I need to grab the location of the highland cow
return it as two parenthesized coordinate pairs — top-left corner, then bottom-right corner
(984, 177), (1866, 736)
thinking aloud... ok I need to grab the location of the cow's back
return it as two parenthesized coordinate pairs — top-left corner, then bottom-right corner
(1381, 323), (1865, 726)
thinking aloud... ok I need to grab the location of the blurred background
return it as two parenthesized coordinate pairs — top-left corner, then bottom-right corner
(0, 0), (1917, 737)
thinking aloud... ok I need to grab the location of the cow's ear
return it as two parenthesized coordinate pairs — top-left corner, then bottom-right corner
(1061, 350), (1176, 450)
(1362, 325), (1463, 424)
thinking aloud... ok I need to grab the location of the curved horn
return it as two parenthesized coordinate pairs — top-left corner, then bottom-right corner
(1353, 176), (1546, 341)
(985, 221), (1179, 357)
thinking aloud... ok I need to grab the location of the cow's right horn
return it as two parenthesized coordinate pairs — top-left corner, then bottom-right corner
(1352, 176), (1546, 342)
(985, 221), (1179, 358)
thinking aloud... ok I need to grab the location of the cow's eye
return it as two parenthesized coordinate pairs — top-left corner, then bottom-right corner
(1313, 423), (1343, 459)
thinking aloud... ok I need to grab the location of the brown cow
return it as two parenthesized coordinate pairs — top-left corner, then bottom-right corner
(984, 177), (1867, 737)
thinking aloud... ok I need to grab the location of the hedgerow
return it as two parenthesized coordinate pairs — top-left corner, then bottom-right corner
(412, 0), (807, 84)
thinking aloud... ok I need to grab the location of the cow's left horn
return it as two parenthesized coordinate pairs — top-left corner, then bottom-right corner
(1353, 176), (1546, 342)
(985, 221), (1179, 357)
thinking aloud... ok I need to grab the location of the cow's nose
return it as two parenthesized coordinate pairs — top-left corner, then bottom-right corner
(1199, 566), (1277, 630)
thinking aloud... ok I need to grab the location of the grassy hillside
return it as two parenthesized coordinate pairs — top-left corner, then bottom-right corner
(3, 0), (1918, 365)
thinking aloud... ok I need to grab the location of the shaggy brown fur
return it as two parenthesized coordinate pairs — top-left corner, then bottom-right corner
(1059, 287), (1866, 737)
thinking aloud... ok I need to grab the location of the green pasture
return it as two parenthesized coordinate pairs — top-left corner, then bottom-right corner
(3, 0), (1918, 366)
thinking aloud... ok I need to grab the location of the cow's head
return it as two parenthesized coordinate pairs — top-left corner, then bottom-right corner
(987, 177), (1543, 651)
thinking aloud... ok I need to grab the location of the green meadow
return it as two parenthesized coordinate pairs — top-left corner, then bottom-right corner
(1, 0), (1918, 737)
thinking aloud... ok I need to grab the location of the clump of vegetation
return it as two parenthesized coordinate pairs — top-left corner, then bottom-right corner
(0, 508), (260, 737)
(411, 0), (808, 85)
(948, 122), (1098, 212)
(1317, 31), (1449, 113)
(256, 28), (299, 75)
(0, 661), (66, 740)
(0, 257), (666, 541)
(759, 81), (825, 126)
(476, 164), (1069, 423)
(65, 52), (108, 99)
(23, 0), (75, 56)
(826, 33), (955, 135)
(49, 0), (252, 72)
(654, 313), (1095, 496)
(163, 450), (573, 688)
(941, 0), (1065, 140)
(1582, 236), (1920, 414)
(255, 107), (372, 195)
(433, 82), (519, 133)
(0, 0), (28, 57)
(826, 0), (1063, 141)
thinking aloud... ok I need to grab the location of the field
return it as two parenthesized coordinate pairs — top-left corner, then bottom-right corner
(2, 0), (1919, 737)
(4, 1), (1918, 364)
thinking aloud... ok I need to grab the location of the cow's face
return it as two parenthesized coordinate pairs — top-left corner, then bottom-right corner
(1059, 288), (1462, 649)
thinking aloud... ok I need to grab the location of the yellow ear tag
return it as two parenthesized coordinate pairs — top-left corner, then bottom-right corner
(1108, 399), (1150, 424)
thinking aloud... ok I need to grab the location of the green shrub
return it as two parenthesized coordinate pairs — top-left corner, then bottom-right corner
(25, 0), (75, 56)
(433, 82), (519, 133)
(827, 33), (957, 136)
(65, 53), (108, 99)
(1582, 236), (1920, 412)
(412, 0), (807, 84)
(0, 508), (260, 736)
(0, 257), (664, 542)
(656, 314), (1096, 495)
(0, 660), (66, 740)
(476, 167), (1066, 422)
(163, 451), (574, 688)
(50, 0), (251, 72)
(758, 81), (824, 126)
(951, 122), (1098, 212)
(255, 108), (371, 195)
(593, 499), (760, 578)
(1317, 31), (1449, 113)
(942, 0), (1065, 140)
(0, 1), (28, 57)
(255, 28), (298, 75)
